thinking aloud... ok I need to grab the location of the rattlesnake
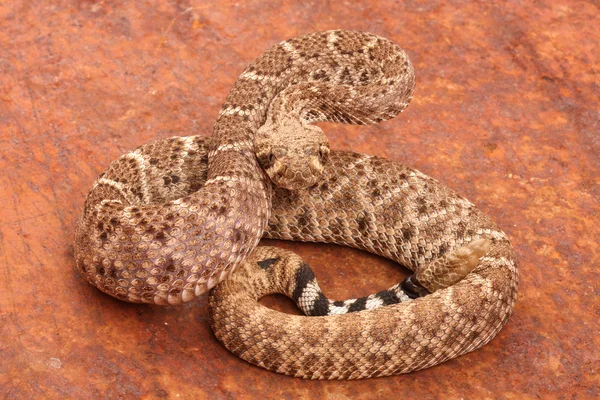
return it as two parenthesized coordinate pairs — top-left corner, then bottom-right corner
(74, 30), (518, 379)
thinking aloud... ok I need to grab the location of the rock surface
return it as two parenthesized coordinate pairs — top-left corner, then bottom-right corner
(1, 1), (598, 398)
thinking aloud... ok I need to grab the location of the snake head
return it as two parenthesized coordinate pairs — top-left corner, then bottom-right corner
(256, 117), (330, 190)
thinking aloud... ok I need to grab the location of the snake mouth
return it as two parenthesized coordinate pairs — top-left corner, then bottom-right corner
(267, 164), (323, 190)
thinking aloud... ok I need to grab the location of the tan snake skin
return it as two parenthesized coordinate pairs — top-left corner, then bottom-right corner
(210, 149), (517, 379)
(75, 30), (415, 304)
(74, 30), (518, 379)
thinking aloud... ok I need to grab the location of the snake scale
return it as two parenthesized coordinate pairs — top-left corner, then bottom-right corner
(75, 30), (518, 379)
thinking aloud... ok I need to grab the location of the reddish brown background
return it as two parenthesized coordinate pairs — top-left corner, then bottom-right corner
(1, 1), (598, 399)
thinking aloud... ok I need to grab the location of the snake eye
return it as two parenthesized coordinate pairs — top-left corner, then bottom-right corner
(271, 147), (287, 163)
(269, 152), (276, 165)
(318, 146), (329, 163)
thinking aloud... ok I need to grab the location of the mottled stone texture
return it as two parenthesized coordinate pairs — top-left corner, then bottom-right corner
(0, 0), (597, 398)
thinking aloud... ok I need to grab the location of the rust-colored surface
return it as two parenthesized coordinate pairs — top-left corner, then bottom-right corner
(1, 1), (598, 398)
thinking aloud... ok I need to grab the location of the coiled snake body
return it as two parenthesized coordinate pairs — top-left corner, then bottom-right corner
(75, 30), (518, 379)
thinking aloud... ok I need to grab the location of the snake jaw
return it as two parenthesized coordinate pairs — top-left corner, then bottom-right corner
(264, 157), (326, 191)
